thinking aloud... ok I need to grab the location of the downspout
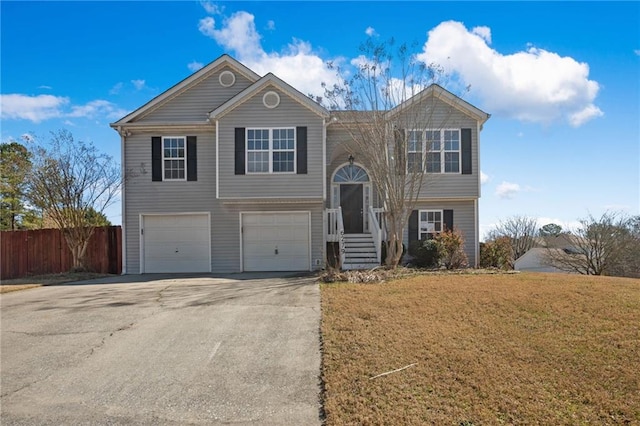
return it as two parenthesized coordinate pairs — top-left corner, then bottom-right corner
(118, 126), (127, 275)
(476, 121), (482, 268)
(215, 119), (220, 199)
(322, 118), (328, 268)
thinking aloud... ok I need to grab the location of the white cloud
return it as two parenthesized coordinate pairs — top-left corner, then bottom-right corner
(200, 1), (222, 15)
(418, 21), (603, 127)
(188, 61), (204, 72)
(480, 171), (490, 184)
(38, 85), (52, 90)
(471, 26), (491, 43)
(365, 26), (377, 37)
(109, 82), (124, 95)
(198, 10), (338, 99)
(199, 12), (262, 60)
(68, 99), (128, 120)
(495, 181), (521, 199)
(0, 94), (127, 123)
(131, 79), (146, 90)
(266, 20), (275, 31)
(0, 94), (68, 122)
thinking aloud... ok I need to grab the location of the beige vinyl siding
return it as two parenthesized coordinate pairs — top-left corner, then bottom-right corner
(326, 98), (480, 200)
(395, 97), (480, 198)
(123, 129), (216, 273)
(212, 202), (324, 272)
(218, 86), (324, 199)
(123, 127), (324, 273)
(136, 67), (254, 123)
(403, 199), (477, 266)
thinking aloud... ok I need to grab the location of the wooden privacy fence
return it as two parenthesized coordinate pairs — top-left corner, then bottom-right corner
(0, 226), (122, 280)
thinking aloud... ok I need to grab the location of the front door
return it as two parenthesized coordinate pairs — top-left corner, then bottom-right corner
(340, 184), (363, 234)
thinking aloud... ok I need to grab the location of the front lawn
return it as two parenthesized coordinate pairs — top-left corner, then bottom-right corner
(321, 273), (640, 425)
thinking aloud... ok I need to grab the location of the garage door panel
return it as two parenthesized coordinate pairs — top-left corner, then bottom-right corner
(242, 213), (310, 272)
(143, 214), (210, 273)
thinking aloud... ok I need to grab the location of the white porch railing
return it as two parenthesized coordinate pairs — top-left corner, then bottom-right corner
(372, 208), (387, 241)
(326, 207), (346, 267)
(368, 206), (382, 263)
(326, 208), (340, 242)
(337, 207), (346, 267)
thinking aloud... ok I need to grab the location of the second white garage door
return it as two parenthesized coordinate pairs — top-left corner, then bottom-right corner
(242, 212), (310, 272)
(143, 214), (210, 273)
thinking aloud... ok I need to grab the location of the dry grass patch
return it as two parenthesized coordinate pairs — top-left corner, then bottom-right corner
(0, 272), (111, 293)
(321, 273), (640, 425)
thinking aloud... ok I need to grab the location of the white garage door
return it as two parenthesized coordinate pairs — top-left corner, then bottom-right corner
(143, 214), (210, 273)
(242, 212), (310, 272)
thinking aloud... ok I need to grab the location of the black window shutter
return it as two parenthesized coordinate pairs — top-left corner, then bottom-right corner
(151, 136), (162, 181)
(187, 136), (197, 181)
(235, 128), (245, 175)
(296, 126), (307, 174)
(461, 128), (472, 175)
(443, 209), (454, 232)
(395, 127), (405, 175)
(409, 210), (418, 244)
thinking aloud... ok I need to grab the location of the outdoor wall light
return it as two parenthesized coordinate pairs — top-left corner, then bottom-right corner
(348, 154), (354, 165)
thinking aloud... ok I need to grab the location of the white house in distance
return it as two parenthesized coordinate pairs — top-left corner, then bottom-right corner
(110, 55), (489, 274)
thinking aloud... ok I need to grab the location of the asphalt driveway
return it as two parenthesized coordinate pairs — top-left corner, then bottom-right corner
(0, 273), (322, 425)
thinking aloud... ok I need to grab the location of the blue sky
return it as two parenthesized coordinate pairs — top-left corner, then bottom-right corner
(2, 1), (639, 238)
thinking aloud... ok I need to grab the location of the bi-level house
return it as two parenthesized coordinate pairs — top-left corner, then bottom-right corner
(110, 55), (489, 274)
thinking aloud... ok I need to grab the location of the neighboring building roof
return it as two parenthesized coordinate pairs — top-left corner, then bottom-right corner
(110, 54), (260, 127)
(209, 72), (329, 119)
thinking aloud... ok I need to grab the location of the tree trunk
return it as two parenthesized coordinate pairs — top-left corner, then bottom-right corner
(64, 229), (93, 272)
(384, 213), (405, 268)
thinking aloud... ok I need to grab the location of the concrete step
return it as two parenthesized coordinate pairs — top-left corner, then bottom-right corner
(345, 247), (375, 253)
(342, 262), (380, 270)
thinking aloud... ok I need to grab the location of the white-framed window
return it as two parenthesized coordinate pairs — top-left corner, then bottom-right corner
(247, 128), (295, 174)
(419, 209), (442, 240)
(163, 136), (186, 180)
(407, 130), (423, 173)
(408, 129), (460, 174)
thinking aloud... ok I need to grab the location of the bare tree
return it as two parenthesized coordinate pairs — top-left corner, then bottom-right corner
(486, 215), (538, 265)
(544, 212), (639, 276)
(323, 39), (463, 267)
(26, 130), (122, 271)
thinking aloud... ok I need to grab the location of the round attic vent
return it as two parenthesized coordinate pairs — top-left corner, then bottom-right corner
(219, 70), (236, 87)
(263, 91), (280, 109)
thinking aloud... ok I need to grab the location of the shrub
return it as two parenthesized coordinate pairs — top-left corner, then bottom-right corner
(434, 227), (468, 269)
(480, 236), (513, 269)
(408, 238), (440, 268)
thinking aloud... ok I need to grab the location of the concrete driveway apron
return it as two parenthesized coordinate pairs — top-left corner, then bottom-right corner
(0, 273), (322, 425)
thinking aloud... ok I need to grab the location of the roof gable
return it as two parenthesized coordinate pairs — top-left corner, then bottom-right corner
(111, 55), (260, 126)
(209, 73), (329, 120)
(386, 84), (490, 125)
